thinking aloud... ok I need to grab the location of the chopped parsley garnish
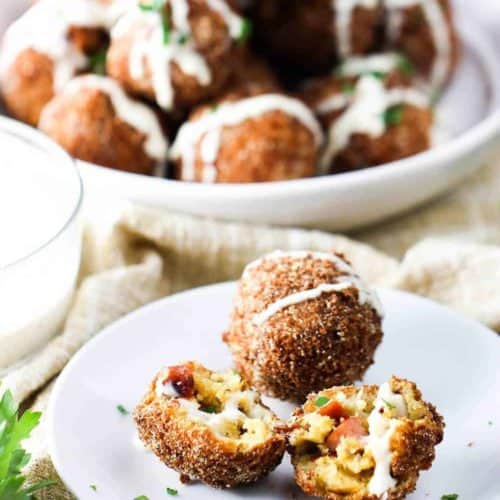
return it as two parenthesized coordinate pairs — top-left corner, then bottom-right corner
(89, 49), (107, 76)
(370, 71), (386, 80)
(382, 399), (396, 410)
(341, 82), (355, 94)
(383, 105), (403, 127)
(211, 104), (219, 113)
(166, 487), (178, 495)
(90, 484), (97, 491)
(178, 33), (189, 45)
(139, 0), (170, 45)
(237, 17), (252, 44)
(314, 396), (330, 408)
(0, 387), (57, 498)
(135, 496), (149, 500)
(398, 55), (415, 77)
(139, 0), (164, 11)
(441, 495), (459, 500)
(201, 405), (217, 414)
(117, 404), (129, 415)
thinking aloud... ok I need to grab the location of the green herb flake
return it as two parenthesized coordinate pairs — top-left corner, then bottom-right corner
(89, 49), (107, 76)
(398, 55), (415, 77)
(90, 484), (98, 491)
(211, 105), (219, 113)
(201, 405), (217, 414)
(441, 495), (459, 500)
(166, 487), (178, 495)
(370, 71), (386, 80)
(314, 396), (330, 408)
(0, 386), (57, 498)
(178, 33), (189, 45)
(383, 105), (403, 127)
(237, 17), (252, 44)
(382, 399), (396, 410)
(139, 0), (164, 11)
(135, 496), (149, 500)
(117, 404), (129, 415)
(161, 9), (171, 45)
(341, 82), (355, 95)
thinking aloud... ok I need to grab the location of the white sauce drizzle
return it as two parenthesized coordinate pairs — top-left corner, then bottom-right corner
(384, 0), (452, 89)
(319, 74), (429, 171)
(333, 0), (378, 58)
(170, 94), (323, 182)
(366, 382), (407, 496)
(244, 250), (384, 324)
(43, 75), (168, 160)
(339, 52), (401, 77)
(112, 0), (243, 110)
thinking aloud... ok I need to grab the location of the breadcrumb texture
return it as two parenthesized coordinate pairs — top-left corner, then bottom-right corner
(134, 362), (286, 488)
(288, 376), (445, 499)
(224, 252), (383, 401)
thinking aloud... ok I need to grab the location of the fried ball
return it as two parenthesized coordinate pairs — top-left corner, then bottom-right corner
(0, 0), (112, 126)
(134, 361), (286, 488)
(300, 60), (433, 174)
(170, 89), (322, 183)
(223, 250), (384, 401)
(107, 0), (246, 112)
(250, 0), (382, 75)
(287, 376), (444, 499)
(38, 75), (168, 174)
(383, 0), (460, 89)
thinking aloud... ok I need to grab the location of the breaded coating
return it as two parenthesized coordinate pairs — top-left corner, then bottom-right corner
(287, 376), (444, 499)
(134, 361), (286, 488)
(170, 89), (321, 183)
(224, 251), (383, 401)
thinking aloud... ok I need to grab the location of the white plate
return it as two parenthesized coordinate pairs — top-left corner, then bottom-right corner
(48, 283), (500, 500)
(2, 2), (500, 231)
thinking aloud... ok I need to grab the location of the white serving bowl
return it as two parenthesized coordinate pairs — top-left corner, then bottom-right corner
(2, 0), (500, 231)
(0, 117), (83, 372)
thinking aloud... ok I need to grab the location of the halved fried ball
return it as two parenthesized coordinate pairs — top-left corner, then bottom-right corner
(107, 0), (246, 112)
(170, 89), (322, 183)
(300, 61), (433, 174)
(383, 0), (460, 89)
(134, 361), (286, 488)
(250, 0), (382, 75)
(223, 250), (384, 401)
(287, 376), (444, 499)
(38, 75), (168, 174)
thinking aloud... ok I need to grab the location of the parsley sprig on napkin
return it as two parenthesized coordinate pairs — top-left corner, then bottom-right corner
(0, 388), (55, 499)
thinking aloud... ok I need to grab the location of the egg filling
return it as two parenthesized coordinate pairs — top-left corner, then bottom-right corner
(156, 362), (277, 450)
(288, 379), (430, 497)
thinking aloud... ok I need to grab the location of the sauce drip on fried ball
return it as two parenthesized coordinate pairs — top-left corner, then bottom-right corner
(38, 75), (168, 174)
(223, 250), (384, 401)
(287, 376), (444, 499)
(170, 91), (323, 183)
(107, 0), (248, 112)
(134, 361), (286, 488)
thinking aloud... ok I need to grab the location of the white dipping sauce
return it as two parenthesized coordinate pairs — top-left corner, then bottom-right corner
(170, 94), (323, 182)
(42, 75), (169, 161)
(366, 382), (407, 495)
(0, 125), (82, 371)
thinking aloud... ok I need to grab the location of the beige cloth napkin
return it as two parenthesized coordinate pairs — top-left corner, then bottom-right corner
(6, 155), (500, 498)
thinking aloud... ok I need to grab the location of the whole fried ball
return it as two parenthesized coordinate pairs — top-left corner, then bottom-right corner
(250, 0), (382, 75)
(170, 89), (322, 183)
(39, 75), (168, 174)
(223, 250), (384, 401)
(107, 0), (246, 112)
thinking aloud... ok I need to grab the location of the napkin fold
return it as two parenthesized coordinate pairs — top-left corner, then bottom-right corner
(4, 157), (500, 499)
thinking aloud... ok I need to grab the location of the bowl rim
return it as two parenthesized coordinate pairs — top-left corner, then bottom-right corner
(79, 13), (500, 200)
(0, 116), (84, 270)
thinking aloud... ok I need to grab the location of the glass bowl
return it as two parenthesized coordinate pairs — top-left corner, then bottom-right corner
(0, 117), (83, 372)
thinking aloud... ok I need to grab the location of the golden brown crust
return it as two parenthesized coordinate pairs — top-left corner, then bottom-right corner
(288, 377), (445, 500)
(251, 0), (381, 75)
(224, 252), (383, 401)
(1, 48), (55, 126)
(107, 0), (241, 111)
(134, 365), (286, 488)
(39, 84), (162, 174)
